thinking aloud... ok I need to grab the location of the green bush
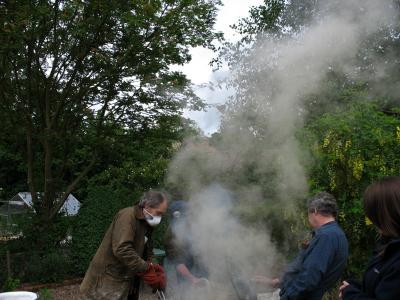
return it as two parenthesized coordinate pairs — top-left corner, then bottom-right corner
(24, 250), (73, 283)
(1, 277), (20, 292)
(71, 186), (141, 274)
(302, 101), (400, 276)
(0, 212), (75, 285)
(38, 288), (53, 300)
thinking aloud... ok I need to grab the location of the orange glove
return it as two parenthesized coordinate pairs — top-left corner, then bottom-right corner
(138, 263), (167, 289)
(157, 272), (166, 290)
(143, 272), (159, 286)
(138, 263), (159, 286)
(151, 264), (166, 290)
(153, 264), (165, 275)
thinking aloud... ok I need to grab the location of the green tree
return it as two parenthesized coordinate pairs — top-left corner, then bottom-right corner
(0, 105), (26, 199)
(223, 0), (400, 114)
(214, 0), (400, 276)
(83, 115), (199, 195)
(303, 100), (400, 275)
(0, 0), (222, 223)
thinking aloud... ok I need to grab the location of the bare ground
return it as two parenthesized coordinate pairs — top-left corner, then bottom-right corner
(21, 281), (280, 300)
(49, 284), (80, 300)
(48, 284), (157, 300)
(18, 280), (157, 300)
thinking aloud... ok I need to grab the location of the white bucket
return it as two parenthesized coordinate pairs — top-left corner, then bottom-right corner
(257, 289), (280, 300)
(0, 291), (38, 300)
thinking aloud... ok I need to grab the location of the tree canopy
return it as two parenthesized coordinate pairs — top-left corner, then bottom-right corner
(207, 0), (400, 276)
(0, 0), (222, 221)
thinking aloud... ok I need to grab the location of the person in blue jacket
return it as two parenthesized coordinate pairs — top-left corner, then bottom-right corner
(340, 176), (400, 300)
(254, 192), (349, 300)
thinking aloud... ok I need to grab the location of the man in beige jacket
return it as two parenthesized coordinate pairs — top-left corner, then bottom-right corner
(80, 191), (168, 300)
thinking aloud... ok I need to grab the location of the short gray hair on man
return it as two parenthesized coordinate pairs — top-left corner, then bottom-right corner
(138, 190), (167, 208)
(307, 191), (338, 217)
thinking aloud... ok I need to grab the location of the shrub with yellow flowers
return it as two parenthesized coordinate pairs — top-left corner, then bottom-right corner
(302, 101), (400, 276)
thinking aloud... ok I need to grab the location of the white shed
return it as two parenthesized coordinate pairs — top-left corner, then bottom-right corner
(8, 192), (81, 216)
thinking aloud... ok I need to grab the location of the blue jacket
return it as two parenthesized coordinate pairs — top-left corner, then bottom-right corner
(343, 238), (400, 300)
(280, 221), (349, 300)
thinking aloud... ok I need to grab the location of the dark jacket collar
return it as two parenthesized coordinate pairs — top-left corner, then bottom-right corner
(314, 220), (337, 235)
(382, 238), (400, 259)
(321, 220), (336, 227)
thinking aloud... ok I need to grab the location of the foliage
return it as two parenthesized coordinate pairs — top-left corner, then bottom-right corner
(231, 0), (285, 42)
(0, 114), (26, 200)
(24, 250), (74, 283)
(0, 210), (74, 284)
(71, 186), (136, 274)
(1, 277), (20, 292)
(223, 0), (400, 106)
(38, 288), (53, 300)
(0, 244), (8, 287)
(302, 100), (400, 275)
(0, 85), (195, 284)
(218, 0), (400, 279)
(0, 100), (26, 200)
(236, 201), (308, 260)
(167, 132), (307, 259)
(18, 212), (72, 251)
(82, 116), (195, 195)
(0, 0), (222, 224)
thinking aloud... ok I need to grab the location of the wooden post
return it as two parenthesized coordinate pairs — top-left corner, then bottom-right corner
(6, 250), (11, 278)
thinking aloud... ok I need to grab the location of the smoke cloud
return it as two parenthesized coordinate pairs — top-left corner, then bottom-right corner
(166, 184), (280, 300)
(165, 1), (397, 299)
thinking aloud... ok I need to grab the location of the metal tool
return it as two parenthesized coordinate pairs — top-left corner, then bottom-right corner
(226, 257), (257, 300)
(155, 289), (166, 300)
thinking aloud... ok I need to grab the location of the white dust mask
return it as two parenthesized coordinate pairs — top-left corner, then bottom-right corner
(144, 208), (162, 227)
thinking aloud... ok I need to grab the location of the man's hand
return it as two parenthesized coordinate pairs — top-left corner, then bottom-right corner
(141, 263), (165, 290)
(140, 270), (159, 286)
(138, 264), (156, 284)
(176, 263), (203, 286)
(190, 276), (201, 285)
(251, 275), (280, 288)
(153, 264), (165, 274)
(154, 264), (166, 290)
(150, 272), (166, 290)
(339, 281), (349, 299)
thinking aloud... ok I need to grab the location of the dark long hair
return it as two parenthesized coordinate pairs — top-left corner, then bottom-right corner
(364, 176), (400, 239)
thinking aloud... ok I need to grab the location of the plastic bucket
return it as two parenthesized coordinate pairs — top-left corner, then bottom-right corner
(0, 291), (38, 300)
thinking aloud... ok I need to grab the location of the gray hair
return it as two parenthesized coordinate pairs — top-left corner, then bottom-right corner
(307, 192), (338, 217)
(138, 191), (167, 208)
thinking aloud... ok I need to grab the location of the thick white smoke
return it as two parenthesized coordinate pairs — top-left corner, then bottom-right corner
(166, 185), (279, 300)
(166, 1), (397, 299)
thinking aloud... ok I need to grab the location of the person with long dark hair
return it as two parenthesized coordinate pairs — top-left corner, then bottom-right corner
(340, 176), (400, 299)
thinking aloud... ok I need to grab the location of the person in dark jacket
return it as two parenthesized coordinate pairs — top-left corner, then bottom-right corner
(253, 192), (349, 300)
(340, 176), (400, 300)
(164, 201), (208, 283)
(164, 201), (209, 298)
(79, 191), (168, 300)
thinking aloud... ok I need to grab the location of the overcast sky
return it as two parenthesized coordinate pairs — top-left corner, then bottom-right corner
(176, 0), (264, 135)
